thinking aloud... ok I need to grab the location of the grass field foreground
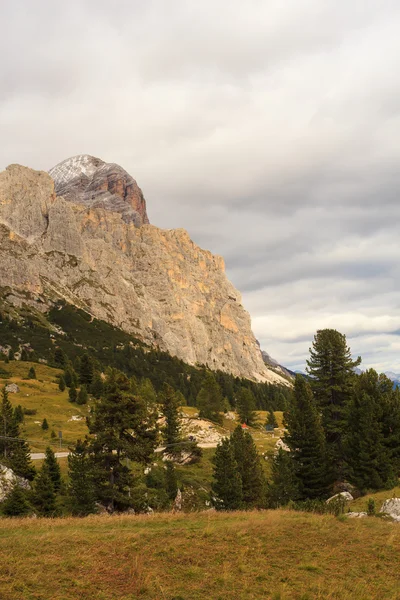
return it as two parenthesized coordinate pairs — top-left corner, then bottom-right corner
(1, 510), (400, 600)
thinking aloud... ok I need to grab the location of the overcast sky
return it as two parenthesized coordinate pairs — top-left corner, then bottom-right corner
(1, 0), (400, 372)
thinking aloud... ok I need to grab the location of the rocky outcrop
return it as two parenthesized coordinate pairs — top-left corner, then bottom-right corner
(0, 160), (287, 384)
(0, 464), (30, 502)
(49, 155), (149, 227)
(380, 498), (400, 521)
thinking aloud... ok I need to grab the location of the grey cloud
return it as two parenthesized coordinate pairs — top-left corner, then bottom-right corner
(1, 0), (400, 372)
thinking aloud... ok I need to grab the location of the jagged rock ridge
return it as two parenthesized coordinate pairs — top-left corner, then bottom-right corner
(0, 158), (287, 385)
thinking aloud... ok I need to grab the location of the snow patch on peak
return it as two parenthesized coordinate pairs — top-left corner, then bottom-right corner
(49, 155), (105, 187)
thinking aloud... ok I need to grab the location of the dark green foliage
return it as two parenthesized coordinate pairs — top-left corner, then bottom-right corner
(64, 368), (76, 388)
(20, 348), (29, 361)
(77, 385), (88, 405)
(58, 375), (66, 392)
(79, 353), (94, 387)
(27, 366), (36, 379)
(236, 386), (257, 426)
(50, 429), (56, 439)
(267, 448), (299, 508)
(88, 370), (158, 512)
(2, 484), (31, 517)
(43, 446), (62, 491)
(8, 349), (14, 361)
(266, 410), (278, 430)
(211, 437), (242, 510)
(197, 373), (223, 424)
(231, 425), (265, 507)
(32, 466), (56, 516)
(41, 418), (49, 430)
(90, 372), (104, 399)
(165, 461), (178, 500)
(307, 329), (360, 477)
(160, 383), (182, 452)
(284, 375), (331, 499)
(344, 370), (393, 492)
(53, 347), (66, 367)
(367, 498), (376, 516)
(9, 440), (36, 481)
(67, 439), (96, 516)
(0, 387), (19, 459)
(13, 404), (24, 424)
(68, 383), (77, 403)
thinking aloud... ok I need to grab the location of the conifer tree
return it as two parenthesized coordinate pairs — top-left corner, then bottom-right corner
(0, 387), (19, 459)
(345, 370), (391, 491)
(32, 466), (56, 516)
(266, 409), (278, 430)
(79, 353), (94, 387)
(9, 439), (36, 481)
(236, 386), (258, 426)
(267, 448), (299, 508)
(20, 348), (29, 361)
(28, 366), (36, 379)
(165, 461), (178, 500)
(13, 404), (24, 424)
(41, 418), (49, 430)
(88, 369), (158, 511)
(43, 446), (62, 491)
(284, 375), (331, 499)
(68, 382), (77, 403)
(196, 373), (224, 424)
(8, 349), (14, 361)
(77, 385), (88, 405)
(231, 425), (265, 507)
(90, 372), (104, 399)
(67, 439), (96, 516)
(160, 383), (181, 453)
(53, 347), (66, 367)
(211, 437), (242, 510)
(2, 484), (31, 516)
(306, 329), (360, 475)
(58, 375), (66, 392)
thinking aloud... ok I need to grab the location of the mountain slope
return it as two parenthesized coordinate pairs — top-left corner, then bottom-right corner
(0, 158), (287, 385)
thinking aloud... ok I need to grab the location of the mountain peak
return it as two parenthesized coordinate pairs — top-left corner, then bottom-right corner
(49, 155), (149, 227)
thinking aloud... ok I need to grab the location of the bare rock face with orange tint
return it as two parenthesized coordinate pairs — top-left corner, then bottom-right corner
(0, 160), (288, 385)
(49, 155), (149, 227)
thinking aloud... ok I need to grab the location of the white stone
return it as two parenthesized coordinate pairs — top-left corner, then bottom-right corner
(347, 512), (368, 518)
(327, 492), (354, 503)
(5, 383), (19, 394)
(380, 498), (400, 519)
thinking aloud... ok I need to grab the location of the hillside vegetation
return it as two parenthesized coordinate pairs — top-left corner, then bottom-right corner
(1, 510), (399, 600)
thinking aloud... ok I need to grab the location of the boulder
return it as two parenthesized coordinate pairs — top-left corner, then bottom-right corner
(5, 383), (19, 394)
(380, 498), (400, 521)
(347, 512), (368, 518)
(0, 464), (30, 501)
(326, 491), (354, 504)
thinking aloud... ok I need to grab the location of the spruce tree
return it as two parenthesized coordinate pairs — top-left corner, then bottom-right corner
(90, 372), (104, 399)
(88, 369), (158, 511)
(67, 439), (96, 516)
(20, 348), (29, 361)
(68, 382), (77, 403)
(284, 375), (331, 499)
(231, 425), (265, 507)
(8, 349), (14, 361)
(53, 347), (66, 367)
(160, 383), (181, 453)
(32, 466), (56, 516)
(28, 366), (36, 379)
(196, 373), (224, 424)
(306, 329), (360, 476)
(79, 353), (94, 387)
(41, 418), (49, 430)
(165, 461), (178, 501)
(344, 370), (391, 492)
(2, 484), (31, 517)
(267, 448), (299, 508)
(77, 385), (88, 405)
(211, 437), (242, 510)
(236, 387), (258, 426)
(10, 440), (36, 481)
(58, 375), (66, 392)
(266, 409), (278, 430)
(13, 404), (24, 424)
(43, 446), (62, 491)
(0, 387), (19, 459)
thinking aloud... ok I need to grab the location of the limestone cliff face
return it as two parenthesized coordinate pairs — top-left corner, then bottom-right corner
(0, 160), (287, 385)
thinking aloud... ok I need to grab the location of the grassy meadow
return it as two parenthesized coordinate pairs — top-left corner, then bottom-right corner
(1, 510), (400, 600)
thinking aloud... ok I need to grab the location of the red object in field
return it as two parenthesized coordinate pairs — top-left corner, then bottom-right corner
(241, 423), (249, 429)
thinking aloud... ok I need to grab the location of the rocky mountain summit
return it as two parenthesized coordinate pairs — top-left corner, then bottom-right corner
(0, 157), (287, 384)
(49, 155), (149, 227)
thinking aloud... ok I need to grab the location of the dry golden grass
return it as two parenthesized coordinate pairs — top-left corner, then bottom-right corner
(1, 510), (399, 600)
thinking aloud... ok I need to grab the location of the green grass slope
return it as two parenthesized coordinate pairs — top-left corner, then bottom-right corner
(0, 510), (399, 600)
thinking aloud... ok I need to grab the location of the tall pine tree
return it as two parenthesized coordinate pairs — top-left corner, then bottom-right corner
(196, 373), (224, 424)
(211, 437), (242, 510)
(284, 375), (331, 499)
(67, 439), (96, 516)
(231, 425), (265, 507)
